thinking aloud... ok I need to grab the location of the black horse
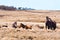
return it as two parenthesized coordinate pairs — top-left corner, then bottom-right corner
(45, 16), (56, 30)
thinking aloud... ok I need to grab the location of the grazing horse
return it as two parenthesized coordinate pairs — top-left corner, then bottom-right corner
(45, 16), (56, 30)
(20, 23), (32, 29)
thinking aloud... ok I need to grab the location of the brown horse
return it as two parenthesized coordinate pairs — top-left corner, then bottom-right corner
(20, 23), (32, 29)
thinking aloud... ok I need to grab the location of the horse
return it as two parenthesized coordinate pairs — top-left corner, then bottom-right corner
(45, 16), (56, 30)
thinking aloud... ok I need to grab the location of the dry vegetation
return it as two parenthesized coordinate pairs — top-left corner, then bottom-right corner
(0, 10), (60, 40)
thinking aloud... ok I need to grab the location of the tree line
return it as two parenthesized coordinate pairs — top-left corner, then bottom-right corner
(0, 5), (35, 11)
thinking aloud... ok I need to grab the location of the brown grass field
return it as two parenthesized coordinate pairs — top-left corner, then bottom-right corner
(0, 10), (60, 40)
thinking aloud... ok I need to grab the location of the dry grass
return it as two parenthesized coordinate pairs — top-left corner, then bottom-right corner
(0, 10), (60, 40)
(0, 27), (60, 40)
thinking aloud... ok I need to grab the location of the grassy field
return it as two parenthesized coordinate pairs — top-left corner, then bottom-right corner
(0, 10), (60, 40)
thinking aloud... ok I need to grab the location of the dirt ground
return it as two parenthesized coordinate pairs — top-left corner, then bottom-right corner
(0, 10), (60, 40)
